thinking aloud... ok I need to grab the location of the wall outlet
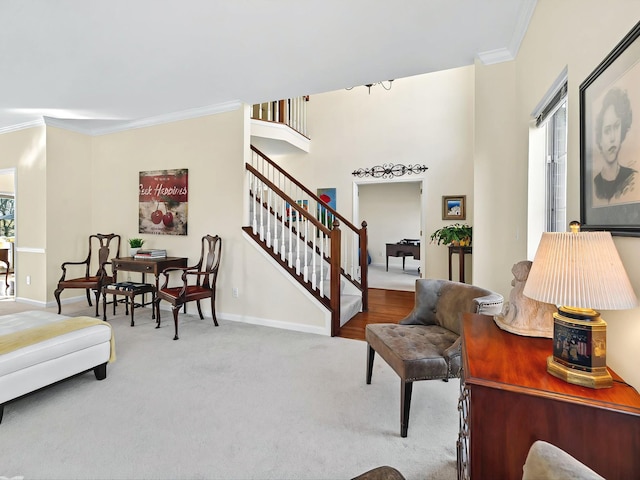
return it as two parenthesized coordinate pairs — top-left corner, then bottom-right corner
(26, 275), (31, 285)
(232, 287), (239, 298)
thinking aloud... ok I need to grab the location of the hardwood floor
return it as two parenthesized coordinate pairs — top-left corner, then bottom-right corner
(338, 288), (415, 341)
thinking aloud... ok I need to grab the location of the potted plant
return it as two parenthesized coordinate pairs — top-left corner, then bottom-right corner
(128, 238), (144, 257)
(429, 223), (472, 246)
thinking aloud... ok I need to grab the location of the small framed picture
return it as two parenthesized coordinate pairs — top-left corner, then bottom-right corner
(442, 195), (466, 220)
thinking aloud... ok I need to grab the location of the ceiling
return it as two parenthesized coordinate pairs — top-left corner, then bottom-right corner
(0, 0), (537, 135)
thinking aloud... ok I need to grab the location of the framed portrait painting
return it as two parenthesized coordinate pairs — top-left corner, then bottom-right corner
(442, 195), (466, 220)
(580, 21), (640, 236)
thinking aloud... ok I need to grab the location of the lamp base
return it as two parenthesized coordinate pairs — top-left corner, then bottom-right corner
(546, 355), (612, 389)
(547, 306), (612, 389)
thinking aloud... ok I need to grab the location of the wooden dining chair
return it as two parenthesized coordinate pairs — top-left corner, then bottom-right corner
(54, 233), (121, 316)
(155, 235), (222, 340)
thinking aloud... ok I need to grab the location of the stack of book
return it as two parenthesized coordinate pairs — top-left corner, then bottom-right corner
(134, 249), (167, 259)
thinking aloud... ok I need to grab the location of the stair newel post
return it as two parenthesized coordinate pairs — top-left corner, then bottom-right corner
(359, 221), (369, 311)
(330, 219), (341, 336)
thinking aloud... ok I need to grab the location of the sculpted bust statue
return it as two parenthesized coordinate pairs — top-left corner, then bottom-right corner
(494, 260), (556, 338)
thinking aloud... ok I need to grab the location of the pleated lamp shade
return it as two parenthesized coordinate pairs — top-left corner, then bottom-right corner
(523, 230), (637, 311)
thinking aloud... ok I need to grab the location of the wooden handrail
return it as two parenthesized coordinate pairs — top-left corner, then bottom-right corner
(250, 145), (361, 233)
(246, 163), (331, 235)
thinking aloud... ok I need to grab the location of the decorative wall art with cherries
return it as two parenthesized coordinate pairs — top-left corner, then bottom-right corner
(139, 169), (188, 235)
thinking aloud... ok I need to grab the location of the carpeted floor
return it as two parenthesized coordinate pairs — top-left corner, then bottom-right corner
(0, 300), (458, 480)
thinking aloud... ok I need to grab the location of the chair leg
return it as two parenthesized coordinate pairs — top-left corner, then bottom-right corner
(93, 289), (100, 317)
(400, 380), (413, 438)
(155, 298), (162, 328)
(130, 294), (135, 327)
(54, 287), (63, 314)
(102, 289), (107, 321)
(366, 344), (375, 384)
(172, 306), (180, 340)
(86, 288), (93, 307)
(196, 300), (204, 320)
(210, 295), (218, 326)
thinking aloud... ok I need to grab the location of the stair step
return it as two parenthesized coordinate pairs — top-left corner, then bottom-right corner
(341, 294), (363, 326)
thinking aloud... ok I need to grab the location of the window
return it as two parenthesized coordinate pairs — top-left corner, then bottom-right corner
(528, 71), (568, 258)
(0, 195), (15, 238)
(543, 97), (567, 232)
(534, 77), (568, 233)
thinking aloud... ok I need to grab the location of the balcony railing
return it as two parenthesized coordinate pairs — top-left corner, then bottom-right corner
(251, 97), (308, 138)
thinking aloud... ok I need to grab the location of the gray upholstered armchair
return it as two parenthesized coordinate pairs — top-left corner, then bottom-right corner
(365, 279), (503, 437)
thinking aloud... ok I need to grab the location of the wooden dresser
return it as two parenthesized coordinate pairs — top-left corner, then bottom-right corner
(458, 313), (640, 479)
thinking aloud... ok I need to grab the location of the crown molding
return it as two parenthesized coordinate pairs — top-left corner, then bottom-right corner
(0, 119), (44, 135)
(43, 117), (93, 135)
(477, 0), (537, 65)
(7, 101), (243, 137)
(508, 0), (538, 58)
(90, 100), (243, 135)
(477, 47), (514, 65)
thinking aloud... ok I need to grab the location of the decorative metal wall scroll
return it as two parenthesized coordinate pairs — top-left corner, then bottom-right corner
(351, 163), (428, 179)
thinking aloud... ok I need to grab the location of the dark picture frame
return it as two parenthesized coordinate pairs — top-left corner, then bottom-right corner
(580, 21), (640, 236)
(442, 195), (466, 220)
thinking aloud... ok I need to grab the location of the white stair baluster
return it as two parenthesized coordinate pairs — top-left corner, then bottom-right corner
(266, 188), (272, 248)
(273, 192), (279, 256)
(303, 218), (309, 282)
(295, 212), (301, 275)
(319, 232), (324, 298)
(288, 206), (293, 266)
(280, 198), (286, 261)
(251, 173), (257, 234)
(259, 180), (265, 241)
(311, 225), (317, 290)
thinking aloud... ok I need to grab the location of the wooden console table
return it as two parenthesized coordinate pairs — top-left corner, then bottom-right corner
(385, 242), (420, 271)
(448, 245), (471, 283)
(458, 313), (640, 479)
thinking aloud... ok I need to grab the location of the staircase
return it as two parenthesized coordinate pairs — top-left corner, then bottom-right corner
(244, 145), (368, 336)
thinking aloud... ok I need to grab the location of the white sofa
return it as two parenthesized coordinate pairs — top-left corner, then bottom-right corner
(0, 311), (114, 423)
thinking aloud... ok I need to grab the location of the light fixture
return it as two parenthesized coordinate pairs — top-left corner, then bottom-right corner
(523, 221), (638, 389)
(346, 80), (394, 94)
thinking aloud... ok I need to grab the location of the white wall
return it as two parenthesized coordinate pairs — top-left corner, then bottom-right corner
(476, 0), (640, 388)
(279, 66), (476, 281)
(85, 108), (328, 334)
(0, 127), (47, 302)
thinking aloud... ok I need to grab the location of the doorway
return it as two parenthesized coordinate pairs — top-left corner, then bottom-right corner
(353, 179), (425, 291)
(0, 168), (16, 300)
